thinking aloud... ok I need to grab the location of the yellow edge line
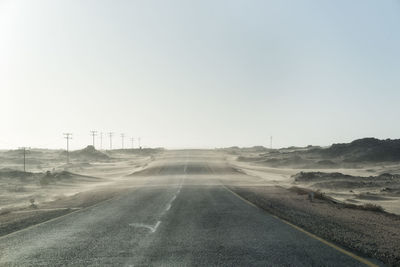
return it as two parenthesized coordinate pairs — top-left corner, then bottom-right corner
(223, 185), (379, 267)
(0, 193), (122, 241)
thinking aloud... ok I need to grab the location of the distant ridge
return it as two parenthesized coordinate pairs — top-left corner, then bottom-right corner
(234, 137), (400, 166)
(320, 138), (400, 162)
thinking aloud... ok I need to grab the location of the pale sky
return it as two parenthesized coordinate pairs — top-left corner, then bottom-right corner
(1, 0), (400, 149)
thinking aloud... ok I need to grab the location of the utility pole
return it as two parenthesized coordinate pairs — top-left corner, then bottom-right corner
(63, 133), (73, 164)
(108, 132), (113, 150)
(23, 147), (26, 172)
(90, 130), (97, 147)
(138, 137), (141, 149)
(130, 137), (134, 149)
(19, 147), (29, 172)
(270, 136), (273, 149)
(100, 132), (103, 150)
(121, 133), (125, 149)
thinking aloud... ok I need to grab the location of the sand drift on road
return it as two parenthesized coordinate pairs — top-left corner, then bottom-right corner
(0, 148), (398, 266)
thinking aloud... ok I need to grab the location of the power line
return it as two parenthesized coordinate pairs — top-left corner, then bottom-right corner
(90, 130), (97, 147)
(130, 137), (134, 149)
(121, 133), (125, 149)
(19, 147), (30, 172)
(100, 132), (103, 150)
(108, 132), (114, 150)
(63, 133), (73, 164)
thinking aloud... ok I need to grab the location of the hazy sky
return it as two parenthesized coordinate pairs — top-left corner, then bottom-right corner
(1, 0), (400, 149)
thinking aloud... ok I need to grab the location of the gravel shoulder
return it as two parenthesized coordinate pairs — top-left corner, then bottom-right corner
(228, 185), (400, 266)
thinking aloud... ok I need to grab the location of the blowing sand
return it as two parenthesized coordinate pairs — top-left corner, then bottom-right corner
(0, 147), (162, 237)
(1, 148), (399, 266)
(225, 149), (400, 215)
(0, 148), (159, 213)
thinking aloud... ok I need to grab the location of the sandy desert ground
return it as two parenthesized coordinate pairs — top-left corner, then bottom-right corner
(3, 138), (399, 215)
(0, 145), (399, 265)
(223, 139), (400, 215)
(0, 146), (159, 212)
(2, 140), (400, 216)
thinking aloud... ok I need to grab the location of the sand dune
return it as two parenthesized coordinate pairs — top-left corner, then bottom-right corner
(225, 138), (400, 215)
(0, 147), (160, 212)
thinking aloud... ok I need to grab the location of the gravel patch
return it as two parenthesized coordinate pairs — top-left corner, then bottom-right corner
(229, 185), (400, 266)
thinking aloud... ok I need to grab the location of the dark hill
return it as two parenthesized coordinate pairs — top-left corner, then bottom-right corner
(62, 145), (109, 160)
(321, 138), (400, 162)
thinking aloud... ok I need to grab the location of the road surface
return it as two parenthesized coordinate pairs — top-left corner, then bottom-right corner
(0, 150), (379, 266)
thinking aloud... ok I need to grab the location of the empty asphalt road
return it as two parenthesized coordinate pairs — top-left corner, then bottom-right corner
(0, 150), (380, 266)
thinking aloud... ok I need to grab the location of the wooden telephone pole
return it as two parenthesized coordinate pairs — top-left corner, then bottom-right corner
(63, 133), (72, 164)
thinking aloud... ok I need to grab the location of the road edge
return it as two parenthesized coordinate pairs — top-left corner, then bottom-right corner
(0, 192), (123, 241)
(222, 185), (380, 267)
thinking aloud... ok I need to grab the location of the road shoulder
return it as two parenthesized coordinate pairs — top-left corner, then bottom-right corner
(226, 185), (399, 266)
